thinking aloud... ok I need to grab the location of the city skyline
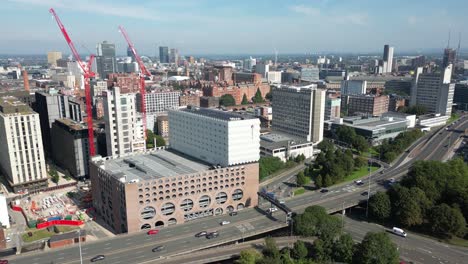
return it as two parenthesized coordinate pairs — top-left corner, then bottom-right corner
(1, 0), (468, 55)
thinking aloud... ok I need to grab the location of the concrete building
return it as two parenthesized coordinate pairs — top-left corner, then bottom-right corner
(382, 112), (416, 128)
(170, 48), (179, 65)
(388, 94), (407, 112)
(47, 51), (62, 67)
(137, 91), (180, 131)
(454, 83), (468, 111)
(300, 67), (320, 82)
(260, 133), (316, 162)
(179, 94), (200, 107)
(340, 80), (367, 95)
(382, 45), (394, 73)
(271, 85), (326, 143)
(159, 46), (169, 63)
(96, 41), (117, 78)
(411, 65), (455, 116)
(107, 73), (140, 94)
(67, 61), (84, 90)
(169, 107), (260, 167)
(0, 97), (47, 192)
(267, 71), (282, 84)
(156, 115), (169, 138)
(200, 96), (219, 108)
(51, 119), (89, 179)
(255, 63), (269, 78)
(90, 148), (259, 233)
(0, 195), (10, 228)
(384, 80), (412, 96)
(243, 57), (256, 71)
(325, 96), (341, 120)
(344, 95), (389, 116)
(91, 80), (108, 97)
(417, 114), (450, 129)
(103, 87), (145, 157)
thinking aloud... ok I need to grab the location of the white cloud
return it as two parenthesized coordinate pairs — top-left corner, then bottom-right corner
(7, 0), (160, 21)
(289, 5), (320, 16)
(337, 13), (368, 26)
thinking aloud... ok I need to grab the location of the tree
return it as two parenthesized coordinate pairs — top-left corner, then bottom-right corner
(236, 249), (262, 264)
(312, 239), (331, 263)
(352, 232), (399, 264)
(332, 233), (354, 263)
(354, 156), (366, 168)
(253, 88), (264, 103)
(296, 171), (308, 187)
(291, 240), (308, 260)
(146, 129), (156, 149)
(259, 157), (285, 180)
(353, 136), (369, 153)
(155, 135), (166, 147)
(263, 237), (280, 260)
(220, 94), (236, 106)
(314, 175), (323, 188)
(427, 203), (466, 237)
(294, 206), (341, 240)
(49, 167), (60, 184)
(391, 186), (425, 227)
(323, 174), (333, 187)
(368, 192), (392, 221)
(265, 92), (272, 100)
(241, 93), (249, 105)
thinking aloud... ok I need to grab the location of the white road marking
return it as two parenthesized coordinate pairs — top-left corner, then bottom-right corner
(105, 242), (111, 246)
(104, 247), (112, 250)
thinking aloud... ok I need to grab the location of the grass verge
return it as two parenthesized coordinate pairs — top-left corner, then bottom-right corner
(294, 188), (305, 196)
(342, 166), (380, 183)
(22, 229), (54, 243)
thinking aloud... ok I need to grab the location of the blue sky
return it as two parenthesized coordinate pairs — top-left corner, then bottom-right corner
(1, 0), (467, 56)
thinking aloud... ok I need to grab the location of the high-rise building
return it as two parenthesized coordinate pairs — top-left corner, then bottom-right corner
(51, 119), (89, 179)
(243, 57), (256, 71)
(344, 95), (389, 116)
(170, 48), (179, 65)
(341, 80), (367, 95)
(91, 80), (108, 97)
(411, 55), (426, 68)
(159, 46), (169, 63)
(255, 63), (270, 78)
(411, 65), (455, 116)
(67, 61), (84, 90)
(47, 51), (62, 67)
(107, 73), (140, 94)
(169, 107), (260, 167)
(443, 48), (456, 68)
(454, 83), (468, 111)
(103, 86), (145, 157)
(267, 71), (282, 84)
(156, 115), (169, 138)
(96, 41), (117, 78)
(137, 91), (180, 131)
(325, 96), (341, 120)
(271, 85), (326, 143)
(382, 44), (394, 73)
(0, 96), (47, 192)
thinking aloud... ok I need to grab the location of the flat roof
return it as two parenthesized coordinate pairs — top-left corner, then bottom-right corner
(179, 107), (257, 121)
(100, 149), (211, 182)
(260, 132), (312, 150)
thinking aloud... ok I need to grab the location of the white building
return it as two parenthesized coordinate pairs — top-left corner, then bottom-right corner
(138, 91), (180, 131)
(103, 87), (145, 157)
(411, 65), (455, 116)
(267, 71), (282, 84)
(341, 80), (367, 95)
(383, 45), (394, 73)
(67, 61), (84, 90)
(169, 107), (260, 167)
(91, 80), (108, 97)
(0, 195), (9, 228)
(243, 57), (256, 71)
(272, 84), (326, 143)
(255, 63), (269, 78)
(260, 133), (316, 162)
(0, 97), (47, 192)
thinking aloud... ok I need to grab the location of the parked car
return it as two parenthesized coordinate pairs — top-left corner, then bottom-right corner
(152, 245), (165, 252)
(320, 189), (329, 193)
(391, 227), (407, 237)
(147, 229), (159, 235)
(90, 255), (106, 262)
(195, 231), (208, 238)
(5, 237), (11, 243)
(361, 191), (369, 196)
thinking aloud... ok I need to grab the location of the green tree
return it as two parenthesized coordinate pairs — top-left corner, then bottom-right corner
(241, 93), (249, 105)
(294, 206), (341, 240)
(253, 88), (264, 103)
(220, 94), (236, 106)
(427, 203), (466, 237)
(352, 232), (399, 264)
(297, 171), (308, 187)
(259, 157), (285, 180)
(323, 174), (333, 187)
(354, 156), (366, 168)
(312, 239), (331, 263)
(236, 249), (262, 264)
(155, 135), (166, 147)
(368, 191), (392, 221)
(332, 233), (354, 263)
(353, 136), (369, 153)
(291, 240), (308, 260)
(263, 237), (280, 260)
(390, 186), (425, 227)
(314, 175), (323, 188)
(49, 167), (60, 184)
(265, 92), (272, 100)
(146, 129), (156, 149)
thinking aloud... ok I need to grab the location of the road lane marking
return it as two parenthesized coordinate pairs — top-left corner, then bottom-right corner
(104, 247), (112, 250)
(105, 242), (111, 246)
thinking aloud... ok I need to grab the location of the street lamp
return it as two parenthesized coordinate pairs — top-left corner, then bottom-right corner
(77, 229), (83, 264)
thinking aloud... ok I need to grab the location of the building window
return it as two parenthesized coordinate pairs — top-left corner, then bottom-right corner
(199, 195), (211, 208)
(181, 199), (194, 211)
(232, 189), (243, 201)
(140, 206), (156, 220)
(161, 202), (175, 216)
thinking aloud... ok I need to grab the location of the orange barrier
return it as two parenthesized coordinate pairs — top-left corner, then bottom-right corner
(36, 219), (84, 229)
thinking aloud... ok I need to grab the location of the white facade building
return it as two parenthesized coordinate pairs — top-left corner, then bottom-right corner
(255, 63), (270, 78)
(169, 107), (260, 167)
(0, 97), (47, 192)
(243, 57), (256, 71)
(67, 61), (84, 90)
(138, 91), (180, 132)
(272, 85), (326, 143)
(103, 87), (145, 157)
(267, 71), (282, 84)
(0, 195), (9, 228)
(91, 80), (108, 97)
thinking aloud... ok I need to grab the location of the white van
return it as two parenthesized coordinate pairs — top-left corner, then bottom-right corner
(392, 227), (407, 237)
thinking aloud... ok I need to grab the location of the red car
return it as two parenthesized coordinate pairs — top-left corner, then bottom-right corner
(147, 229), (159, 235)
(0, 260), (9, 264)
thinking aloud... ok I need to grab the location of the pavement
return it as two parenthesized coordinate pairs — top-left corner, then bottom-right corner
(4, 115), (468, 264)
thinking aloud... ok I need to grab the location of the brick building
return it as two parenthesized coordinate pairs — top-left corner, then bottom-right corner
(179, 94), (200, 107)
(202, 83), (270, 105)
(107, 73), (140, 93)
(49, 230), (86, 249)
(344, 95), (389, 116)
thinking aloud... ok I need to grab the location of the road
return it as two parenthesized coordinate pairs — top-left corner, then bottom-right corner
(6, 115), (468, 264)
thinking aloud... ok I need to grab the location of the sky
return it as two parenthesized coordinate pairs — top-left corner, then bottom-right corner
(1, 0), (468, 56)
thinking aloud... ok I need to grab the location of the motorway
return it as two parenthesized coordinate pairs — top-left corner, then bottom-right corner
(6, 115), (468, 264)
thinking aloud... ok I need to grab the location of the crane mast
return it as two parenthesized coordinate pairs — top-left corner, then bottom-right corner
(118, 25), (151, 138)
(49, 8), (96, 156)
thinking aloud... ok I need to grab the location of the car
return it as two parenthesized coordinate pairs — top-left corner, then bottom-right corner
(206, 231), (219, 239)
(152, 245), (165, 252)
(279, 199), (285, 204)
(229, 211), (238, 216)
(355, 180), (364, 185)
(361, 191), (369, 196)
(220, 220), (230, 225)
(195, 231), (208, 237)
(267, 207), (278, 213)
(320, 189), (329, 193)
(0, 260), (9, 264)
(391, 227), (407, 237)
(5, 237), (11, 243)
(90, 255), (106, 262)
(389, 178), (396, 183)
(147, 229), (159, 235)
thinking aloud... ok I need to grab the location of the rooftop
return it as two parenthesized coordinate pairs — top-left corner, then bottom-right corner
(179, 106), (257, 121)
(342, 116), (407, 130)
(96, 149), (211, 182)
(0, 96), (33, 114)
(260, 132), (312, 150)
(55, 118), (87, 131)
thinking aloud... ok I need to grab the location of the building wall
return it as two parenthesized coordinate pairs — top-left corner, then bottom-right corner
(156, 116), (169, 138)
(0, 195), (10, 228)
(0, 111), (47, 191)
(169, 110), (260, 167)
(47, 51), (62, 66)
(325, 97), (341, 120)
(346, 95), (389, 116)
(341, 80), (366, 95)
(179, 94), (200, 107)
(267, 71), (282, 84)
(91, 158), (259, 234)
(454, 83), (468, 110)
(107, 73), (140, 94)
(260, 143), (314, 162)
(140, 92), (180, 114)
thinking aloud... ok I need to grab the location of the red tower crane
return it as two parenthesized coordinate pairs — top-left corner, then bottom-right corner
(49, 8), (96, 156)
(118, 25), (151, 138)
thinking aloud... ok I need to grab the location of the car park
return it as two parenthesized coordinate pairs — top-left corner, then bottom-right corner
(90, 255), (106, 262)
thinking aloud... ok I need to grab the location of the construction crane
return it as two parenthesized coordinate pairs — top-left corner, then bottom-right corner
(118, 25), (150, 138)
(17, 64), (30, 92)
(49, 8), (96, 156)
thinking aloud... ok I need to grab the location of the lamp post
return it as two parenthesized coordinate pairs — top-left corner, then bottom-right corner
(77, 229), (83, 264)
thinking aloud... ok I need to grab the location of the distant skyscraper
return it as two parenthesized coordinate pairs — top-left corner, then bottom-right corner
(411, 65), (455, 116)
(272, 85), (326, 143)
(382, 44), (394, 73)
(159, 46), (169, 63)
(96, 41), (116, 78)
(47, 51), (62, 66)
(0, 96), (47, 192)
(170, 48), (179, 65)
(443, 48), (456, 68)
